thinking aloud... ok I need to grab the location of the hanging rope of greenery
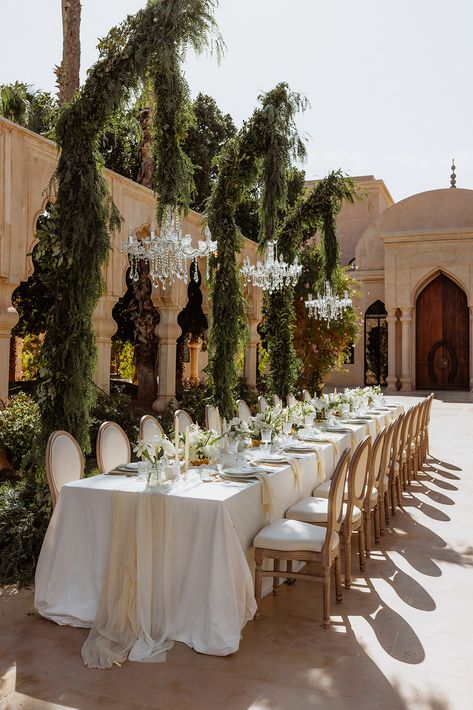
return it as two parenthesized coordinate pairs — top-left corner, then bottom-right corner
(207, 83), (306, 419)
(266, 170), (359, 398)
(38, 0), (220, 453)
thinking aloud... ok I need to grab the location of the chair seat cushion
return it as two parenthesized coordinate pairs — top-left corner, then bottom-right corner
(286, 497), (361, 524)
(253, 518), (339, 553)
(312, 479), (332, 498)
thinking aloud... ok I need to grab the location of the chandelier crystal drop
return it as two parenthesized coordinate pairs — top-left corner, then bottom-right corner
(121, 210), (217, 290)
(240, 240), (302, 293)
(305, 281), (352, 323)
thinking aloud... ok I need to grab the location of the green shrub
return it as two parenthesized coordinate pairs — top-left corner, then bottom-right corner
(0, 479), (50, 586)
(0, 393), (40, 471)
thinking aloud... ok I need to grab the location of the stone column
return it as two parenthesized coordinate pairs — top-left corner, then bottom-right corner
(400, 307), (414, 391)
(0, 284), (19, 403)
(92, 296), (117, 393)
(244, 320), (260, 387)
(386, 308), (398, 391)
(153, 306), (180, 412)
(188, 336), (201, 385)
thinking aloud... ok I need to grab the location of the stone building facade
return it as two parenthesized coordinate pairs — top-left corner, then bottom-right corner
(2, 117), (473, 403)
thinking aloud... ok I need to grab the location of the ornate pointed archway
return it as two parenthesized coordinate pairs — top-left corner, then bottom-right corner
(416, 273), (469, 389)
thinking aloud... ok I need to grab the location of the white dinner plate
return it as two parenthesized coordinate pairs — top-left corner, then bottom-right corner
(117, 462), (140, 471)
(224, 466), (269, 476)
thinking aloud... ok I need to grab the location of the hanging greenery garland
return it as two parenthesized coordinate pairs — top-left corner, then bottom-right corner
(38, 0), (220, 452)
(266, 170), (359, 398)
(207, 83), (306, 419)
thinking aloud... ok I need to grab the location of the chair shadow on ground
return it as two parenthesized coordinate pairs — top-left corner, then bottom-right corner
(1, 454), (467, 710)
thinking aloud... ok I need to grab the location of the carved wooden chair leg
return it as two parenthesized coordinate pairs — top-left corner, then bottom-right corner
(358, 525), (366, 571)
(384, 490), (390, 526)
(286, 559), (296, 585)
(335, 555), (343, 603)
(323, 566), (331, 628)
(254, 549), (263, 619)
(273, 559), (280, 595)
(364, 510), (372, 558)
(374, 504), (381, 544)
(391, 479), (397, 515)
(396, 475), (404, 511)
(343, 534), (352, 589)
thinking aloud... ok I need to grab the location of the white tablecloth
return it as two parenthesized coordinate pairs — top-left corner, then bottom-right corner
(35, 435), (353, 660)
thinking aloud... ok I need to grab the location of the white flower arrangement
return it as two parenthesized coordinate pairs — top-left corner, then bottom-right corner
(185, 424), (222, 461)
(226, 416), (251, 439)
(250, 407), (283, 437)
(134, 434), (175, 463)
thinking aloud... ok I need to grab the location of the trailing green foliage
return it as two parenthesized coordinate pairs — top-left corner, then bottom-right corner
(294, 245), (360, 395)
(266, 171), (359, 397)
(207, 83), (306, 418)
(38, 0), (220, 453)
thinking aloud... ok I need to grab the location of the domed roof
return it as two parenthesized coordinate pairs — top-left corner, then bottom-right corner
(355, 188), (473, 270)
(378, 188), (473, 233)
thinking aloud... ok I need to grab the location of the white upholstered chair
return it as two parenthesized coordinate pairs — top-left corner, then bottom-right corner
(302, 389), (312, 402)
(45, 430), (84, 509)
(139, 414), (164, 442)
(237, 399), (252, 423)
(96, 421), (131, 474)
(253, 448), (350, 628)
(174, 409), (194, 432)
(258, 395), (268, 413)
(272, 394), (282, 408)
(287, 394), (297, 408)
(205, 404), (222, 434)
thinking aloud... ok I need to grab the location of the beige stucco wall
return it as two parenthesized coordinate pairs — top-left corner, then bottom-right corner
(0, 117), (262, 405)
(330, 187), (473, 392)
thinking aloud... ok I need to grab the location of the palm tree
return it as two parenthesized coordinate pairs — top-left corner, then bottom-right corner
(55, 0), (81, 104)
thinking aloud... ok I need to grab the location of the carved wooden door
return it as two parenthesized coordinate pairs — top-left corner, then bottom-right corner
(416, 274), (469, 389)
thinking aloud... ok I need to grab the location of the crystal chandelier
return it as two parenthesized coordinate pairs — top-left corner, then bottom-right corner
(240, 240), (302, 293)
(305, 281), (352, 323)
(121, 211), (217, 289)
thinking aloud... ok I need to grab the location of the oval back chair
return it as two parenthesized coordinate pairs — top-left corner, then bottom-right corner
(272, 394), (282, 409)
(237, 399), (252, 423)
(343, 435), (372, 588)
(96, 421), (131, 474)
(139, 414), (164, 443)
(174, 409), (194, 433)
(378, 419), (396, 534)
(205, 404), (222, 434)
(302, 389), (312, 402)
(46, 430), (84, 509)
(287, 394), (297, 408)
(363, 427), (386, 555)
(258, 395), (268, 413)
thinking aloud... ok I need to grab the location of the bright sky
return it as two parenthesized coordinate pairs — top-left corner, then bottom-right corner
(1, 0), (472, 201)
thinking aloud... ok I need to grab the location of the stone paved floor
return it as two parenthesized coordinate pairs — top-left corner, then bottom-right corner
(1, 394), (473, 709)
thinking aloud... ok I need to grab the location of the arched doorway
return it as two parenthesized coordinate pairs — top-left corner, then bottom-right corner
(364, 300), (388, 386)
(416, 273), (469, 389)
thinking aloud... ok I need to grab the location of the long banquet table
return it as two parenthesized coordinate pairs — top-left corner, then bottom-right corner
(34, 407), (401, 666)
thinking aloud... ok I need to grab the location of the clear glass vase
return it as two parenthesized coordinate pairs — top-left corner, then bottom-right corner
(148, 458), (166, 487)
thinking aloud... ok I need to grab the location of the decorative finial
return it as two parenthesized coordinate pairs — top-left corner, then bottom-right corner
(450, 158), (456, 188)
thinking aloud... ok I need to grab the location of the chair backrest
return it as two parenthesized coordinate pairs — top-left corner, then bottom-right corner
(205, 404), (222, 434)
(346, 436), (372, 520)
(365, 428), (385, 505)
(322, 448), (351, 561)
(237, 399), (252, 423)
(302, 389), (312, 402)
(287, 393), (297, 408)
(398, 407), (411, 457)
(175, 409), (194, 432)
(139, 415), (164, 442)
(390, 412), (404, 476)
(258, 395), (268, 413)
(272, 394), (282, 408)
(96, 421), (131, 474)
(377, 419), (396, 492)
(46, 430), (84, 509)
(408, 404), (420, 445)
